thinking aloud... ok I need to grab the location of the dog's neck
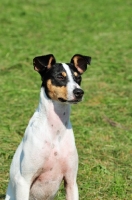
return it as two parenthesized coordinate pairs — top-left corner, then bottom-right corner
(37, 87), (71, 129)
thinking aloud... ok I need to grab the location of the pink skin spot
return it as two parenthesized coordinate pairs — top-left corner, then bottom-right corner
(54, 152), (58, 156)
(45, 181), (49, 185)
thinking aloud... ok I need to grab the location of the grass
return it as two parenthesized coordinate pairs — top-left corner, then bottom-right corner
(0, 0), (132, 199)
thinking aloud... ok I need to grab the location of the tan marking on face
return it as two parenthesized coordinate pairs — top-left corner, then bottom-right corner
(74, 72), (78, 77)
(47, 79), (67, 101)
(62, 71), (67, 77)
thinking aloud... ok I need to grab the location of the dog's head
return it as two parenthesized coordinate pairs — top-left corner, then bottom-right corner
(33, 54), (91, 104)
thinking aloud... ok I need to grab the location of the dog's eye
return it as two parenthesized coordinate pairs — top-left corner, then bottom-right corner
(57, 75), (65, 80)
(75, 76), (81, 84)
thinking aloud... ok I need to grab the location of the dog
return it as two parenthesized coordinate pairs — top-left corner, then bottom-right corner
(5, 54), (91, 200)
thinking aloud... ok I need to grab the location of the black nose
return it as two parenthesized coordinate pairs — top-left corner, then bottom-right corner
(73, 88), (84, 99)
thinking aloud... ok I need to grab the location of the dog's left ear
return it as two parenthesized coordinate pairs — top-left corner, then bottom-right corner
(70, 54), (91, 74)
(33, 54), (56, 73)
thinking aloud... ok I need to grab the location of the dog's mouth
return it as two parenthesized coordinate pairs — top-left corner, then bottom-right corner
(58, 98), (82, 104)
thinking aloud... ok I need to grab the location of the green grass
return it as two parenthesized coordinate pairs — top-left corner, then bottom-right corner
(0, 0), (132, 199)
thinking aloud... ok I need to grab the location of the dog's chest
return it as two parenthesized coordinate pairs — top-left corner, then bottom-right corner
(40, 121), (73, 175)
(29, 100), (76, 198)
(30, 126), (75, 199)
(37, 142), (68, 180)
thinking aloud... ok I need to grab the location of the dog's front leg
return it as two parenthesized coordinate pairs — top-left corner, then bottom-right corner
(5, 138), (45, 200)
(63, 146), (79, 200)
(5, 176), (31, 200)
(5, 156), (36, 200)
(64, 179), (79, 200)
(64, 162), (79, 200)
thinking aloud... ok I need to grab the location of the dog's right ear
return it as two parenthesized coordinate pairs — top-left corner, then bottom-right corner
(33, 54), (56, 73)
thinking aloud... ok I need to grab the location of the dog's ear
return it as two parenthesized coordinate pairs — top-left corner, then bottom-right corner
(33, 54), (56, 72)
(70, 54), (91, 74)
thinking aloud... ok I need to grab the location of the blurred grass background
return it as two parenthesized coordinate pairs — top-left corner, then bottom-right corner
(0, 0), (132, 199)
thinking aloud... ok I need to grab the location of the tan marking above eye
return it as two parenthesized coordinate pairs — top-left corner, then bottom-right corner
(47, 79), (67, 101)
(61, 72), (67, 77)
(74, 72), (78, 77)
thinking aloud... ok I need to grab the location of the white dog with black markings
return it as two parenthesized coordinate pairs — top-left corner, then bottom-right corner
(5, 54), (91, 200)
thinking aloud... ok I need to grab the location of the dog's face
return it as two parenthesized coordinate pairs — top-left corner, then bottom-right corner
(33, 54), (91, 104)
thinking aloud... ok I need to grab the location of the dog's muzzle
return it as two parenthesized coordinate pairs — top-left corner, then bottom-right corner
(58, 88), (84, 104)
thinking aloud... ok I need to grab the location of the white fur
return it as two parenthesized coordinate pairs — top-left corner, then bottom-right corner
(62, 63), (81, 101)
(5, 86), (79, 200)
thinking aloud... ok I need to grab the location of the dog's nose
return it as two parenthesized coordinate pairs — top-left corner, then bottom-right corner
(73, 88), (84, 99)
